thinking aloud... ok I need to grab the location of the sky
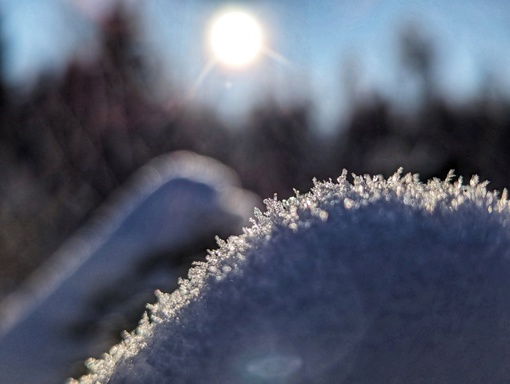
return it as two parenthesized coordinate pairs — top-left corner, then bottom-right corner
(1, 0), (510, 130)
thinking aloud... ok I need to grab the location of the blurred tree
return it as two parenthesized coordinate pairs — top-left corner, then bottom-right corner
(0, 4), (172, 297)
(399, 23), (436, 103)
(237, 100), (315, 198)
(333, 20), (510, 195)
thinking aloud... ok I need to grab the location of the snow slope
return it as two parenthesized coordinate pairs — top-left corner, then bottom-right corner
(0, 151), (258, 384)
(73, 169), (510, 383)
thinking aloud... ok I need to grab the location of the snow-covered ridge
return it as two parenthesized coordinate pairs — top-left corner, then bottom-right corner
(74, 169), (510, 383)
(0, 151), (259, 384)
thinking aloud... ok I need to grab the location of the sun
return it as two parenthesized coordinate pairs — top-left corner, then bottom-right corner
(208, 10), (264, 68)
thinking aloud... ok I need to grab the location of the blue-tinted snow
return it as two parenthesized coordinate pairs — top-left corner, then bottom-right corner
(74, 169), (510, 383)
(0, 151), (258, 384)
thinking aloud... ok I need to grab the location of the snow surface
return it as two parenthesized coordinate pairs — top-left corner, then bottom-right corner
(0, 151), (258, 384)
(72, 169), (510, 384)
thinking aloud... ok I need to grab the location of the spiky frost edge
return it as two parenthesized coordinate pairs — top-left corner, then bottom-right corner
(70, 168), (510, 383)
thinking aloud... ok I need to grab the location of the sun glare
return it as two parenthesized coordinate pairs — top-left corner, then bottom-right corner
(209, 10), (264, 68)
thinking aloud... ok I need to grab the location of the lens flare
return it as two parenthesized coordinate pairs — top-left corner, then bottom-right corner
(246, 354), (303, 379)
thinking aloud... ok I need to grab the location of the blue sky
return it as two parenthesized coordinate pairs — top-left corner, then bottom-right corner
(2, 0), (510, 129)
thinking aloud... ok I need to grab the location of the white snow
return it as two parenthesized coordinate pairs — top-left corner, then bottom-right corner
(71, 169), (510, 383)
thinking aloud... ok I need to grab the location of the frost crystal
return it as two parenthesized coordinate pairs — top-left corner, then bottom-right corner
(72, 170), (510, 383)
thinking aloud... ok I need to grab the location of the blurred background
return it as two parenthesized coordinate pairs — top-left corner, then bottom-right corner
(1, 0), (510, 355)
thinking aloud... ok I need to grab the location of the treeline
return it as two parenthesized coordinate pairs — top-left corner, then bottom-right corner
(1, 6), (510, 297)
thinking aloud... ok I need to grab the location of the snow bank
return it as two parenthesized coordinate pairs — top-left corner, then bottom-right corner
(0, 151), (258, 384)
(72, 169), (510, 383)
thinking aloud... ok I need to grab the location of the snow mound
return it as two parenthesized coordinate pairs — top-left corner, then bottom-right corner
(73, 169), (510, 383)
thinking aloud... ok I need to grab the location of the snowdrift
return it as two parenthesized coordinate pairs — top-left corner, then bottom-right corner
(72, 169), (510, 383)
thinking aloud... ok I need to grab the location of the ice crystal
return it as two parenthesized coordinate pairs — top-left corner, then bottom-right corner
(72, 170), (510, 383)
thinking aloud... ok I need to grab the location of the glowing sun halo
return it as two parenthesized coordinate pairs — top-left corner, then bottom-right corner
(209, 11), (264, 68)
